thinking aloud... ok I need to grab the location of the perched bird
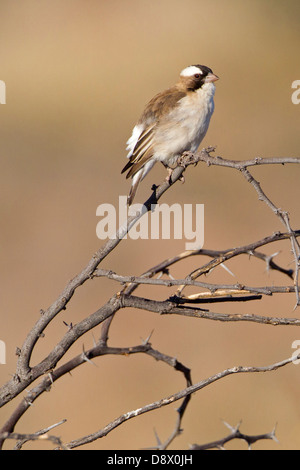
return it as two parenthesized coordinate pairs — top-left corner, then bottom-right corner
(121, 64), (219, 205)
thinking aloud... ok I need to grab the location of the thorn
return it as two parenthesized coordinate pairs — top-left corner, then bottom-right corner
(220, 262), (235, 277)
(156, 268), (174, 280)
(141, 329), (154, 345)
(48, 372), (54, 385)
(265, 251), (281, 274)
(222, 419), (242, 433)
(153, 427), (162, 447)
(81, 345), (98, 367)
(63, 321), (73, 330)
(270, 423), (279, 443)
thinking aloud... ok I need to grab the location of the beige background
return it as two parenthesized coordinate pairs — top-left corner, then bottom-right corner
(0, 0), (300, 449)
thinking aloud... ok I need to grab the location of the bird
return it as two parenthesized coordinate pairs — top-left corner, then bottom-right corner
(121, 64), (219, 205)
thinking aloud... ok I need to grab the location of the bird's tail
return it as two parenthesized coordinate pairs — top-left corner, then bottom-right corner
(127, 170), (143, 206)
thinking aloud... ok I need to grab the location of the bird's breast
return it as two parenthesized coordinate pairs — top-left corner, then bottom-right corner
(153, 84), (215, 163)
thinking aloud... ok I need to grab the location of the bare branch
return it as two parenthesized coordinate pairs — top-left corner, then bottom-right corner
(177, 150), (300, 306)
(0, 340), (192, 449)
(0, 419), (67, 450)
(1, 150), (299, 450)
(190, 421), (278, 450)
(63, 353), (298, 449)
(94, 267), (297, 300)
(121, 294), (300, 326)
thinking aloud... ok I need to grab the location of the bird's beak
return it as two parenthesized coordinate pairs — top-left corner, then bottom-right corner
(205, 73), (219, 83)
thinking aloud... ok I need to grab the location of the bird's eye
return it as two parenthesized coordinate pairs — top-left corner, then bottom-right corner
(194, 74), (200, 78)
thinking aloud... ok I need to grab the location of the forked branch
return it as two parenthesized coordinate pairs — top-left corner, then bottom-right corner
(0, 149), (299, 450)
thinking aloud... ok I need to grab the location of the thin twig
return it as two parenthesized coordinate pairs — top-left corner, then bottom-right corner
(95, 267), (297, 298)
(0, 419), (67, 450)
(190, 421), (278, 450)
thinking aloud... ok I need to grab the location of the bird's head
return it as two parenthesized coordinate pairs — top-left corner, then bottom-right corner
(179, 65), (219, 91)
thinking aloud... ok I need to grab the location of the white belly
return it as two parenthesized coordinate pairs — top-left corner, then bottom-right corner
(154, 83), (215, 164)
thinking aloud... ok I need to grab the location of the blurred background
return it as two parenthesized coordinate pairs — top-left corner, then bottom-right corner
(0, 0), (300, 450)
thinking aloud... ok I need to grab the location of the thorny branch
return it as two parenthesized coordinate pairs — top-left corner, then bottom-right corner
(63, 352), (299, 449)
(0, 420), (67, 450)
(0, 148), (300, 450)
(190, 421), (278, 450)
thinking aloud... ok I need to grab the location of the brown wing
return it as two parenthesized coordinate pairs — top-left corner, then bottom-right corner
(122, 124), (156, 178)
(140, 86), (186, 124)
(122, 86), (186, 178)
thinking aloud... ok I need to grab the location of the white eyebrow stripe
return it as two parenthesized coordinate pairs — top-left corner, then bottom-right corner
(180, 65), (202, 77)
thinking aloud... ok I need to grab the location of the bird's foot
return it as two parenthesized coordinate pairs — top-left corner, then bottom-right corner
(165, 167), (173, 184)
(164, 166), (185, 185)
